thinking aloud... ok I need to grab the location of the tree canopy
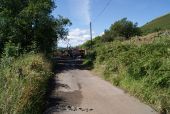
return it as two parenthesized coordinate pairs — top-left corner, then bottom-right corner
(0, 0), (71, 54)
(102, 18), (141, 42)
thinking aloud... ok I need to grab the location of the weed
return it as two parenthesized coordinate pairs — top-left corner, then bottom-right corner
(0, 53), (52, 114)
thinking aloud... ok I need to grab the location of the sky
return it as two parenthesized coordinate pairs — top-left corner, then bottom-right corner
(52, 0), (170, 47)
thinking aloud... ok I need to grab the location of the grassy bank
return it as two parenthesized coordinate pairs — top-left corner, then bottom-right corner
(84, 34), (170, 112)
(0, 53), (52, 114)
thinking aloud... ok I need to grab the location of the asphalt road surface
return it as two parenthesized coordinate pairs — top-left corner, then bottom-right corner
(44, 58), (157, 114)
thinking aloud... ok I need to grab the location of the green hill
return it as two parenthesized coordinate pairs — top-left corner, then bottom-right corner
(141, 13), (170, 34)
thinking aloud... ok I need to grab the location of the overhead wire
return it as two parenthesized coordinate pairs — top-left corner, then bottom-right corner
(93, 0), (112, 23)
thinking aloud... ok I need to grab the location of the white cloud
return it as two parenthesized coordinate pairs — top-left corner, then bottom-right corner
(69, 0), (91, 24)
(99, 32), (104, 36)
(58, 28), (92, 47)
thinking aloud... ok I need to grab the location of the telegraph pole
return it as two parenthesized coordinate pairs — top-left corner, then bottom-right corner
(90, 21), (93, 49)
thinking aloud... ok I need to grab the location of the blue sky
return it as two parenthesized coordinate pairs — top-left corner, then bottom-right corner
(52, 0), (170, 47)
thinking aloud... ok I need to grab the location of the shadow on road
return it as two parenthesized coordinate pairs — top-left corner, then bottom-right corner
(52, 57), (91, 73)
(43, 57), (87, 114)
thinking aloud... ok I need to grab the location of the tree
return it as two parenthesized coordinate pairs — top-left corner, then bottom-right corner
(102, 30), (112, 42)
(0, 0), (71, 54)
(102, 18), (141, 42)
(110, 18), (141, 39)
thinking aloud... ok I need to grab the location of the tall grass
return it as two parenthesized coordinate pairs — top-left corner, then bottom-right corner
(90, 34), (170, 112)
(0, 53), (52, 114)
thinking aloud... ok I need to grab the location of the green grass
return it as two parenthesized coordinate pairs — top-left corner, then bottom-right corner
(141, 13), (170, 34)
(0, 53), (52, 114)
(85, 33), (170, 112)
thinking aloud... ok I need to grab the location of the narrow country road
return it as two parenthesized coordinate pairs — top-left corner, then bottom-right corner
(44, 58), (157, 114)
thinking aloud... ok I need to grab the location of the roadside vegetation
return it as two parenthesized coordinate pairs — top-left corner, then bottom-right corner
(0, 44), (52, 113)
(0, 0), (70, 113)
(82, 16), (170, 113)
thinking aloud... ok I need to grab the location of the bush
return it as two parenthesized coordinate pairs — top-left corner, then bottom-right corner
(2, 41), (20, 58)
(0, 53), (52, 114)
(83, 50), (96, 69)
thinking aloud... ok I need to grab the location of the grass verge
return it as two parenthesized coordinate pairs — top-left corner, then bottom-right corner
(0, 53), (52, 114)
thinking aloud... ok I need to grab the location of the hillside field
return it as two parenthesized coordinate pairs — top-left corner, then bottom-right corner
(141, 13), (170, 34)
